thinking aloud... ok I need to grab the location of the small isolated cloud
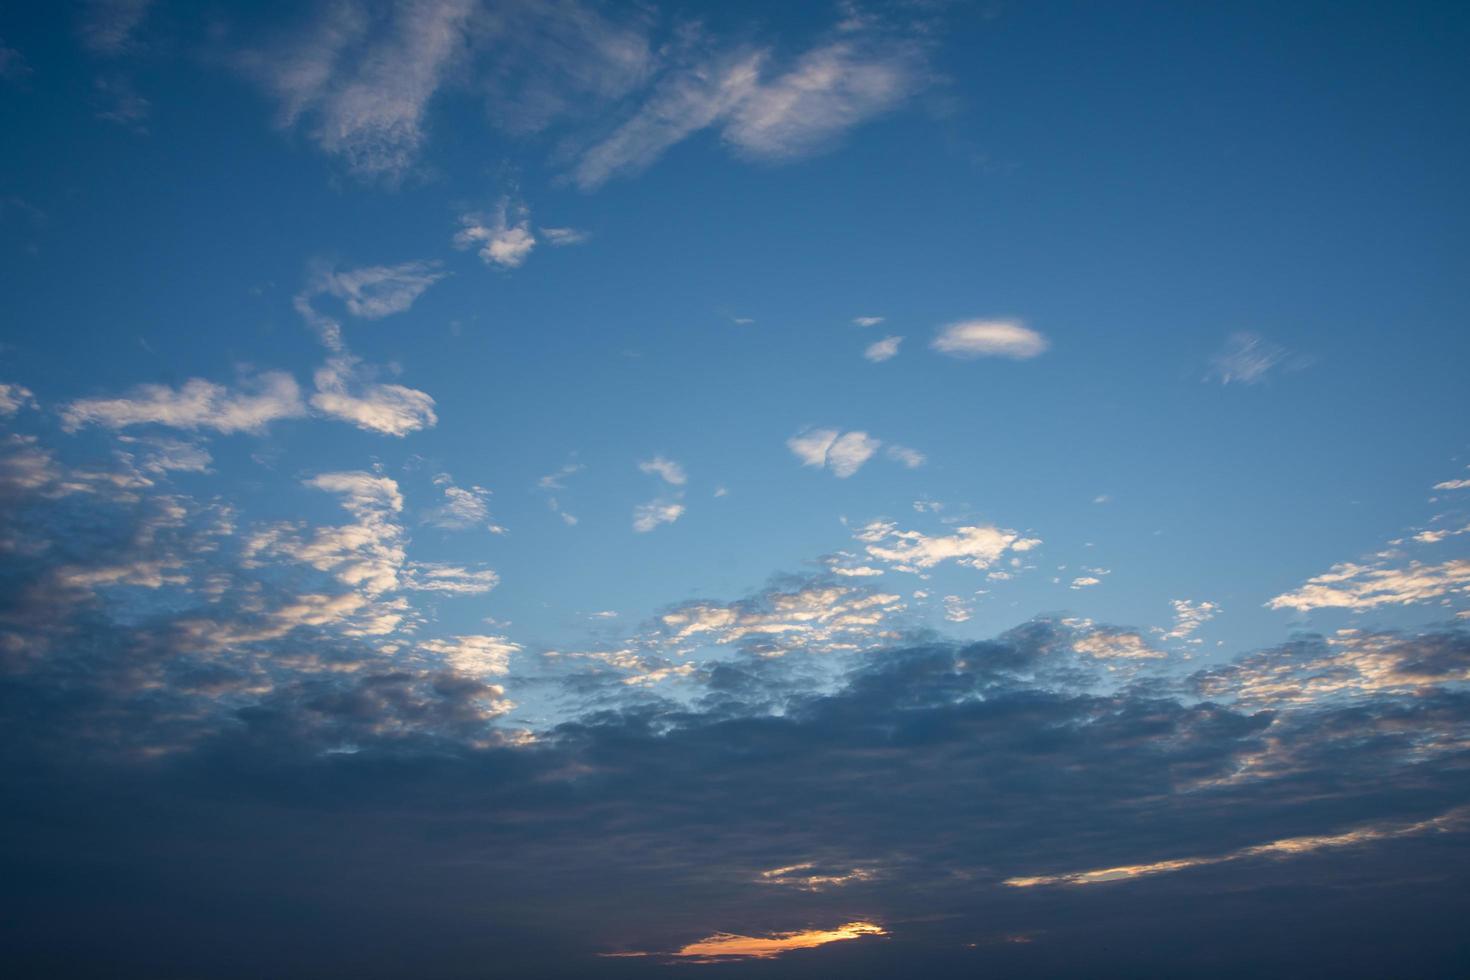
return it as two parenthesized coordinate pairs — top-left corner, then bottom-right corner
(61, 371), (306, 434)
(633, 498), (684, 533)
(540, 227), (590, 246)
(885, 444), (925, 469)
(1163, 599), (1219, 640)
(638, 456), (687, 486)
(310, 356), (436, 437)
(863, 335), (902, 362)
(0, 383), (37, 417)
(931, 319), (1049, 359)
(455, 197), (536, 269)
(1070, 576), (1101, 589)
(787, 428), (880, 478)
(1434, 474), (1470, 491)
(852, 316), (884, 327)
(1208, 332), (1287, 385)
(425, 474), (502, 533)
(854, 520), (1040, 574)
(316, 261), (446, 320)
(942, 595), (972, 622)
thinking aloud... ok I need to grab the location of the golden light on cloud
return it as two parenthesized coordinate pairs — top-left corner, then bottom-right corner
(758, 861), (876, 890)
(668, 921), (887, 962)
(1004, 807), (1469, 888)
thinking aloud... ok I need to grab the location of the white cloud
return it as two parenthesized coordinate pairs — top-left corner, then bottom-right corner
(571, 28), (924, 189)
(310, 356), (436, 437)
(425, 474), (502, 533)
(0, 383), (36, 416)
(419, 635), (519, 675)
(540, 226), (591, 246)
(317, 260), (446, 320)
(854, 520), (1039, 574)
(633, 498), (685, 533)
(863, 335), (902, 362)
(658, 582), (904, 656)
(1070, 576), (1101, 589)
(787, 428), (880, 478)
(1207, 332), (1286, 385)
(931, 319), (1049, 360)
(1162, 599), (1219, 640)
(852, 316), (884, 327)
(1434, 476), (1470, 491)
(942, 595), (972, 622)
(885, 444), (925, 469)
(240, 0), (476, 181)
(1071, 627), (1164, 661)
(60, 371), (307, 434)
(455, 197), (537, 269)
(721, 38), (921, 160)
(638, 456), (687, 486)
(1267, 560), (1470, 613)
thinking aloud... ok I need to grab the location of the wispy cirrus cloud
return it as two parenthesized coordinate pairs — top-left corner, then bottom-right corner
(1207, 331), (1288, 385)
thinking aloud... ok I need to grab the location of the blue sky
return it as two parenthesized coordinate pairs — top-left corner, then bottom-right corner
(2, 1), (1469, 974)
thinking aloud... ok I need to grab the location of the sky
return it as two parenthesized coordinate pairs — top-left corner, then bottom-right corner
(1, 0), (1469, 976)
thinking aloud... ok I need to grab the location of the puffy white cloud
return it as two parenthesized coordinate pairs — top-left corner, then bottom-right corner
(1207, 332), (1287, 385)
(852, 316), (884, 327)
(633, 498), (685, 533)
(854, 520), (1040, 574)
(1070, 576), (1101, 589)
(60, 371), (307, 434)
(931, 319), (1049, 360)
(455, 197), (536, 269)
(638, 456), (687, 486)
(1071, 627), (1164, 660)
(419, 635), (519, 675)
(310, 356), (437, 437)
(787, 428), (880, 478)
(863, 335), (902, 362)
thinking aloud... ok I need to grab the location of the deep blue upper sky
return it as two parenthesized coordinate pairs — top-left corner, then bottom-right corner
(1, 1), (1468, 975)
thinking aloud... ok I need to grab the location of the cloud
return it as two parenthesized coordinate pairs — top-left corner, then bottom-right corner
(1434, 475), (1470, 491)
(455, 197), (536, 268)
(852, 315), (884, 327)
(854, 520), (1040, 574)
(424, 474), (502, 533)
(318, 260), (445, 319)
(0, 383), (36, 416)
(79, 0), (153, 54)
(1070, 576), (1101, 589)
(540, 227), (591, 246)
(863, 335), (902, 362)
(787, 428), (880, 478)
(310, 356), (437, 437)
(885, 444), (925, 469)
(60, 371), (307, 434)
(656, 581), (904, 656)
(931, 319), (1049, 360)
(633, 498), (684, 533)
(666, 921), (886, 962)
(570, 27), (926, 189)
(239, 0), (476, 181)
(419, 634), (519, 676)
(1267, 559), (1470, 613)
(1207, 332), (1287, 385)
(637, 456), (687, 486)
(1162, 599), (1219, 640)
